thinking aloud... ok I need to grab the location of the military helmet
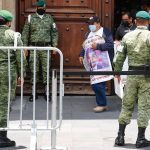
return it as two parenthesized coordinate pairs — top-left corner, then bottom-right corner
(36, 0), (46, 7)
(0, 10), (13, 21)
(136, 11), (150, 20)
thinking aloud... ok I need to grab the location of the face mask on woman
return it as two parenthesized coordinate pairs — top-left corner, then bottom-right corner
(89, 25), (97, 32)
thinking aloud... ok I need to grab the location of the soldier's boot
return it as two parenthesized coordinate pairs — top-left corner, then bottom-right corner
(136, 127), (150, 148)
(29, 84), (38, 102)
(115, 124), (126, 146)
(0, 131), (16, 148)
(44, 85), (51, 101)
(44, 93), (51, 101)
(29, 94), (38, 102)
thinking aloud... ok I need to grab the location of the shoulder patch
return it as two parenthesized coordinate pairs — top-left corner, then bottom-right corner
(5, 29), (15, 40)
(117, 44), (124, 52)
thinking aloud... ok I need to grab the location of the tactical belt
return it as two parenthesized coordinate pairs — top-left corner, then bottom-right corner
(30, 42), (50, 46)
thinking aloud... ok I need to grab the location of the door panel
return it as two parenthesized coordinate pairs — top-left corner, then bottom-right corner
(101, 0), (114, 29)
(48, 0), (90, 7)
(17, 0), (114, 95)
(18, 0), (103, 68)
(56, 22), (88, 67)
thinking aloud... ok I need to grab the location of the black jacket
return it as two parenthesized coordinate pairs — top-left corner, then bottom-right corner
(115, 24), (136, 41)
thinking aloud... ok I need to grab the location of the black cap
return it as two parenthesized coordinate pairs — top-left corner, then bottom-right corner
(87, 16), (101, 24)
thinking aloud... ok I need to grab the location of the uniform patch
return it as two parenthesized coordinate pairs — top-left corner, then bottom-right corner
(117, 44), (124, 52)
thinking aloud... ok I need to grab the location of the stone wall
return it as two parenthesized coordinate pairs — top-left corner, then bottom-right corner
(0, 0), (16, 30)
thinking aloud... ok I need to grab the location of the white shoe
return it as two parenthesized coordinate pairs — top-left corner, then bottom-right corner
(93, 106), (108, 113)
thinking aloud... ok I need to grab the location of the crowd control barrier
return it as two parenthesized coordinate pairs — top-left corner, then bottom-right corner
(0, 47), (67, 150)
(0, 46), (150, 150)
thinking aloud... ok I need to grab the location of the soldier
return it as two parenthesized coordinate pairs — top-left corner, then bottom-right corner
(114, 11), (150, 148)
(22, 0), (58, 102)
(0, 10), (24, 147)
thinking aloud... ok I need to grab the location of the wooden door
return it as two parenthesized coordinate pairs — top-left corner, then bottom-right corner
(17, 0), (114, 95)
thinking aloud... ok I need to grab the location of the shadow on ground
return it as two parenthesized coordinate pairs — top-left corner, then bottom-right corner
(0, 146), (27, 150)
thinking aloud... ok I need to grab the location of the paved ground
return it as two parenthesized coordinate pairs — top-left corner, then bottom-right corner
(1, 96), (150, 150)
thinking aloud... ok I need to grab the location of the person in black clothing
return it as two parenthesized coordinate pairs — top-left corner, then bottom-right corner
(115, 12), (136, 41)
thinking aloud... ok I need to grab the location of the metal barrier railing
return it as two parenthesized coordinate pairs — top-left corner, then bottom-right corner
(0, 47), (67, 150)
(1, 46), (150, 150)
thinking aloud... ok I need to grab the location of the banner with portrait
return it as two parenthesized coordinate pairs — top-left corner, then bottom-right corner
(82, 29), (113, 85)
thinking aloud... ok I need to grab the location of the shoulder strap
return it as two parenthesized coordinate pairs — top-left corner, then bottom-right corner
(14, 32), (18, 47)
(146, 32), (150, 46)
(14, 32), (21, 47)
(146, 32), (150, 63)
(28, 14), (31, 23)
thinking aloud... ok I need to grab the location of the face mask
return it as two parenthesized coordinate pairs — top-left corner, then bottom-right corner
(89, 25), (97, 32)
(37, 9), (46, 15)
(121, 20), (129, 27)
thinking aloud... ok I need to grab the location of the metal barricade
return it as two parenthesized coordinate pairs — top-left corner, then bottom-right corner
(0, 47), (67, 150)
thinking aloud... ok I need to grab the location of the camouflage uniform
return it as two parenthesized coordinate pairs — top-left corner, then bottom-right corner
(0, 26), (23, 127)
(114, 26), (150, 127)
(22, 13), (58, 84)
